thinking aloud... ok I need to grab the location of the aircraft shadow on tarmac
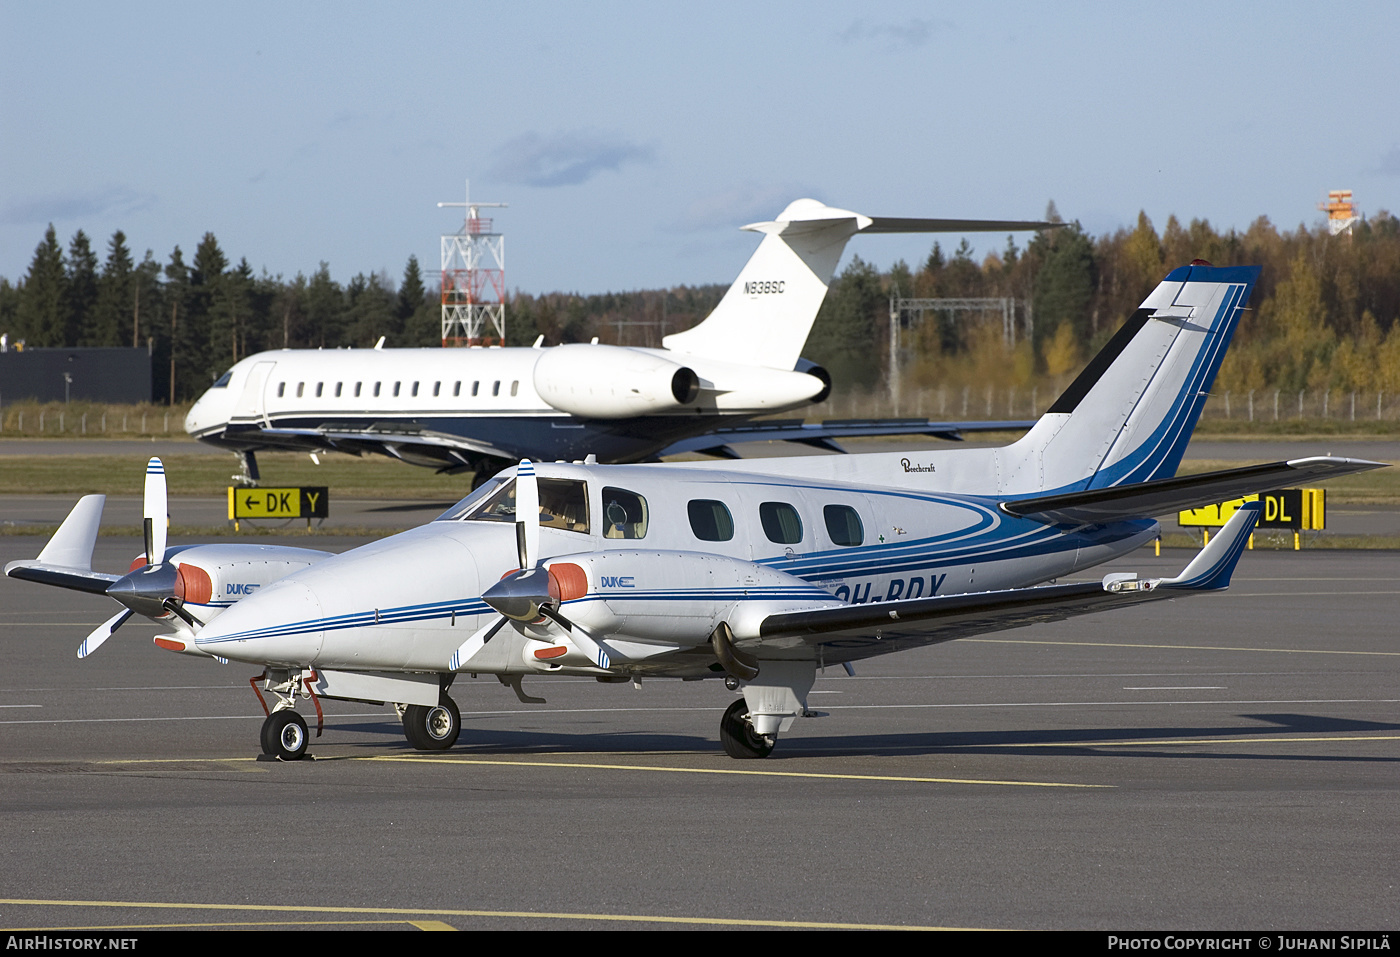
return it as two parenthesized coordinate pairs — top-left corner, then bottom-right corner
(309, 712), (1400, 764)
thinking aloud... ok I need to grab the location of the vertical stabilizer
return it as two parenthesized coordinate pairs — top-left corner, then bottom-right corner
(999, 264), (1260, 496)
(662, 200), (870, 371)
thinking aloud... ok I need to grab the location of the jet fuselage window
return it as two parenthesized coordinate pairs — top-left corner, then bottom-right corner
(471, 381), (479, 397)
(824, 504), (864, 547)
(602, 487), (648, 540)
(510, 380), (519, 397)
(688, 500), (734, 542)
(315, 382), (323, 398)
(760, 502), (803, 545)
(492, 380), (501, 397)
(373, 382), (381, 397)
(393, 381), (401, 397)
(433, 381), (441, 397)
(465, 477), (590, 534)
(335, 382), (343, 398)
(354, 382), (362, 398)
(453, 381), (461, 397)
(410, 381), (419, 397)
(277, 382), (285, 398)
(296, 382), (305, 398)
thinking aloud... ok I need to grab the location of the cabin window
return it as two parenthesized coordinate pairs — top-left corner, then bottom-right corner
(354, 382), (362, 398)
(510, 380), (519, 397)
(411, 381), (419, 397)
(492, 380), (501, 397)
(315, 382), (323, 398)
(393, 381), (401, 397)
(824, 504), (864, 547)
(335, 382), (343, 398)
(760, 502), (803, 545)
(602, 487), (648, 540)
(465, 477), (590, 534)
(688, 500), (734, 542)
(453, 381), (461, 397)
(433, 381), (441, 397)
(277, 382), (285, 398)
(296, 382), (305, 398)
(373, 382), (381, 397)
(211, 370), (232, 388)
(471, 381), (480, 397)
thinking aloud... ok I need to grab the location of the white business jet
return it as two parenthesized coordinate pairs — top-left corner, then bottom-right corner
(184, 200), (1051, 482)
(12, 265), (1382, 759)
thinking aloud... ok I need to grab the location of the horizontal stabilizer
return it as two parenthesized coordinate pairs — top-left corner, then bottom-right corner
(861, 217), (1060, 234)
(5, 495), (121, 595)
(748, 501), (1260, 660)
(1000, 456), (1385, 524)
(660, 417), (1036, 457)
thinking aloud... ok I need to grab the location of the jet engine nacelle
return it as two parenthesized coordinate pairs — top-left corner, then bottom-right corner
(533, 344), (699, 419)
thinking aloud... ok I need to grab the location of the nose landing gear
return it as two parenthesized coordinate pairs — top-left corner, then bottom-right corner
(261, 709), (309, 761)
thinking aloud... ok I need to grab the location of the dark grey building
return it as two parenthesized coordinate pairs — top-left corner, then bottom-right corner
(0, 347), (153, 403)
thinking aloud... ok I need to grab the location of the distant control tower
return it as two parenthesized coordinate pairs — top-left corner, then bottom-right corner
(1318, 189), (1360, 236)
(438, 180), (507, 346)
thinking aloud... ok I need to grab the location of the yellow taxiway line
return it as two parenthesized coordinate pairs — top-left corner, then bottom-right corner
(0, 898), (988, 931)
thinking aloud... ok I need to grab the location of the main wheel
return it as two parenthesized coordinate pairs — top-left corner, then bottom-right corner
(719, 698), (774, 759)
(402, 695), (461, 751)
(260, 710), (309, 761)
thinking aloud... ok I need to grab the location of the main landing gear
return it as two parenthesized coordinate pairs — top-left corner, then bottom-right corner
(719, 699), (774, 759)
(401, 695), (461, 751)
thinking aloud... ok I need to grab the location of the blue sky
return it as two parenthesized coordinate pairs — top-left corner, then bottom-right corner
(3, 2), (1398, 295)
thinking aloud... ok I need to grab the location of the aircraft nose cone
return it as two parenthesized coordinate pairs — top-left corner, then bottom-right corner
(195, 579), (325, 666)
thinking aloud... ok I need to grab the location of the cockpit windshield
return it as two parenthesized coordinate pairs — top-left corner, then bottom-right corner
(211, 370), (233, 388)
(437, 476), (591, 534)
(434, 478), (507, 522)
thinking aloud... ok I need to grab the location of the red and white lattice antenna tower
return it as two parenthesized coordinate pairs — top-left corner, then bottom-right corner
(437, 180), (507, 347)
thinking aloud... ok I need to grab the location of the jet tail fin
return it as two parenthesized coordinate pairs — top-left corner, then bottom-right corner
(663, 199), (1056, 371)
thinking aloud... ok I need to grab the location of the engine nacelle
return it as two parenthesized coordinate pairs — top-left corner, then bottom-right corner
(543, 550), (840, 646)
(534, 344), (699, 419)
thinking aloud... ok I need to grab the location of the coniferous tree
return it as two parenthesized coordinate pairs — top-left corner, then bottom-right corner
(89, 230), (134, 347)
(16, 225), (68, 347)
(66, 230), (99, 346)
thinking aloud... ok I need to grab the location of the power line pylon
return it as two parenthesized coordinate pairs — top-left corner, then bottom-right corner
(437, 180), (507, 346)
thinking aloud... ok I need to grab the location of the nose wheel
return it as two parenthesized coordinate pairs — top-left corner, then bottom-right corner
(719, 698), (775, 759)
(261, 710), (309, 761)
(402, 694), (461, 751)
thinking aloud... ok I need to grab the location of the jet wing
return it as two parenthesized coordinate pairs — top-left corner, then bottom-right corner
(660, 417), (1037, 458)
(240, 425), (512, 471)
(1001, 456), (1385, 525)
(741, 501), (1261, 662)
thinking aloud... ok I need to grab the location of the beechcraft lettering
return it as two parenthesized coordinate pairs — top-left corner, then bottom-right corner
(185, 200), (1053, 482)
(11, 263), (1386, 762)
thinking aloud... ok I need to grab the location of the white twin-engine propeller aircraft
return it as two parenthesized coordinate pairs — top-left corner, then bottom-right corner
(184, 199), (1053, 482)
(11, 265), (1382, 760)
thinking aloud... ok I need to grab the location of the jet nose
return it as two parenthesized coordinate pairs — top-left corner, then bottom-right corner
(194, 579), (325, 666)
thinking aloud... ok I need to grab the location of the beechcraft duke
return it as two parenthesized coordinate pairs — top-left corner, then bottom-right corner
(10, 263), (1382, 760)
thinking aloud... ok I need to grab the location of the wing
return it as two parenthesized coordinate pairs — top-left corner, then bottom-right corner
(234, 424), (511, 472)
(660, 417), (1037, 458)
(1001, 456), (1385, 524)
(739, 501), (1262, 664)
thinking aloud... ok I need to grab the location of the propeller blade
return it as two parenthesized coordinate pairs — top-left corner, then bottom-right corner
(449, 615), (509, 671)
(78, 608), (134, 659)
(539, 606), (616, 670)
(515, 459), (539, 569)
(143, 457), (167, 565)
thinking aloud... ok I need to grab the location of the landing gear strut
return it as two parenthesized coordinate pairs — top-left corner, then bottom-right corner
(719, 698), (774, 759)
(261, 710), (309, 761)
(402, 694), (461, 750)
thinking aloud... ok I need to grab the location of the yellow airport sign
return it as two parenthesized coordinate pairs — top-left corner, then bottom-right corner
(228, 486), (330, 523)
(1179, 489), (1324, 531)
